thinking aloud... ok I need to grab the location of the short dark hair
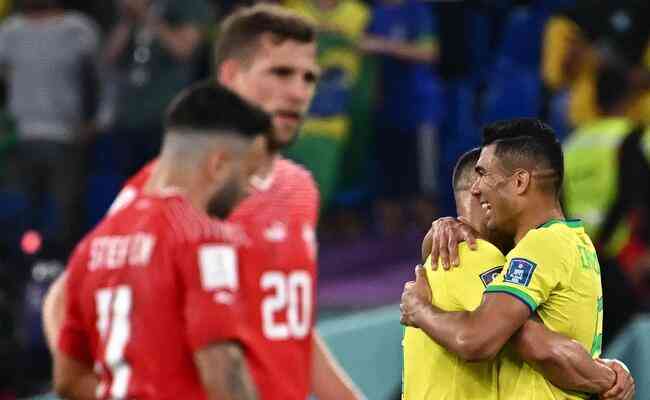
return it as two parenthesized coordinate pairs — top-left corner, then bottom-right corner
(596, 63), (630, 112)
(215, 4), (317, 67)
(165, 81), (271, 138)
(452, 148), (481, 193)
(482, 118), (564, 196)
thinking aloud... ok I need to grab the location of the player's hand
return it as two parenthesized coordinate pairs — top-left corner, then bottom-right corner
(400, 265), (431, 327)
(428, 217), (477, 270)
(598, 359), (635, 400)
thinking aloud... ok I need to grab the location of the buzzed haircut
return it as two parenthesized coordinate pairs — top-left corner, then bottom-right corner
(165, 81), (271, 138)
(215, 4), (317, 67)
(452, 148), (481, 193)
(482, 118), (564, 196)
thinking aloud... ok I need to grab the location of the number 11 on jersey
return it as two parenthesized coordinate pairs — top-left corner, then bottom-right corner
(95, 285), (133, 398)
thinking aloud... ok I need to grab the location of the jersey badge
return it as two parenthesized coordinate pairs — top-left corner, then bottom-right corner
(264, 221), (287, 242)
(504, 258), (536, 287)
(479, 266), (503, 287)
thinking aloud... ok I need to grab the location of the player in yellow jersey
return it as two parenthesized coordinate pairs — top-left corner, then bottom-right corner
(403, 148), (630, 399)
(401, 119), (635, 400)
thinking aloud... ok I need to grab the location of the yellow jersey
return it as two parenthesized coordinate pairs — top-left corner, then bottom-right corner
(486, 219), (603, 400)
(402, 240), (506, 399)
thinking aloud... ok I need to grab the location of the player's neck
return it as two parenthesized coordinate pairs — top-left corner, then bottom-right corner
(513, 201), (564, 244)
(253, 151), (278, 181)
(145, 161), (205, 211)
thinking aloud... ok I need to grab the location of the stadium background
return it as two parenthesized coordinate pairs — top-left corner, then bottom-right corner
(0, 0), (648, 398)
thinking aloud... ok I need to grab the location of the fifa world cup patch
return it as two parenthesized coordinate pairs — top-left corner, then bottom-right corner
(479, 266), (503, 287)
(504, 258), (536, 287)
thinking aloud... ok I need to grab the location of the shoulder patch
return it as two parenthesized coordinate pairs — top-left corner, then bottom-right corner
(504, 258), (537, 287)
(479, 266), (503, 287)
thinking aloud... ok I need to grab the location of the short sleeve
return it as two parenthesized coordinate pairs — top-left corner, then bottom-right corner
(485, 230), (567, 313)
(58, 244), (93, 364)
(175, 240), (246, 352)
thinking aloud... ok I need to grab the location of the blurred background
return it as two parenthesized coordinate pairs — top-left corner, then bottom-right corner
(0, 0), (648, 399)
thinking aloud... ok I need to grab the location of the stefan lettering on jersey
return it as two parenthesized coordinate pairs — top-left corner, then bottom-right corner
(88, 233), (156, 270)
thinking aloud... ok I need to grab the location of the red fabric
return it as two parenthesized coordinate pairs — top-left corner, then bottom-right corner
(82, 157), (320, 400)
(58, 193), (249, 400)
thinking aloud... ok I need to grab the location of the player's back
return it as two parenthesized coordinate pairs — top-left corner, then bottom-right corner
(59, 192), (249, 400)
(229, 158), (319, 400)
(488, 219), (603, 400)
(402, 239), (505, 399)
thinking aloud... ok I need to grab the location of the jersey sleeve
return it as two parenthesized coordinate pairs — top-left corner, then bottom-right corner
(58, 242), (93, 364)
(174, 239), (247, 352)
(485, 230), (568, 313)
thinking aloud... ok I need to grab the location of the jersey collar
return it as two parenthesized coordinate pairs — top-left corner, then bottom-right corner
(538, 219), (584, 229)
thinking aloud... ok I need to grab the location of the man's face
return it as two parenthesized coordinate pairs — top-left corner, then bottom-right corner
(471, 144), (518, 234)
(224, 35), (319, 150)
(206, 136), (267, 218)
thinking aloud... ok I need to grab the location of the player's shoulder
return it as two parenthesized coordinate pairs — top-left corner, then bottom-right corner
(518, 220), (579, 251)
(428, 239), (505, 276)
(62, 11), (99, 34)
(276, 158), (318, 190)
(160, 196), (249, 249)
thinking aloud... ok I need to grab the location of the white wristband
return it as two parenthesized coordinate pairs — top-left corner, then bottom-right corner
(600, 358), (631, 374)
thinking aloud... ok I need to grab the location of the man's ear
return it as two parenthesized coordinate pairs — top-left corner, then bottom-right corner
(218, 59), (240, 87)
(513, 169), (531, 195)
(205, 149), (231, 185)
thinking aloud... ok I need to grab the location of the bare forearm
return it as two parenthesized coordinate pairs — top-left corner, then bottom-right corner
(195, 342), (258, 400)
(312, 332), (362, 400)
(53, 355), (98, 400)
(512, 322), (614, 393)
(365, 35), (437, 63)
(412, 303), (489, 361)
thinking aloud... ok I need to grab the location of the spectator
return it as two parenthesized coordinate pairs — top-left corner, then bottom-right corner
(542, 0), (650, 128)
(563, 63), (639, 256)
(104, 0), (211, 178)
(0, 0), (101, 254)
(562, 63), (646, 341)
(360, 0), (442, 233)
(283, 0), (370, 208)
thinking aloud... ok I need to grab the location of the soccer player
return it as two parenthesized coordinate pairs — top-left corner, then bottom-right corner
(403, 148), (632, 399)
(44, 4), (362, 400)
(53, 83), (270, 399)
(401, 119), (635, 400)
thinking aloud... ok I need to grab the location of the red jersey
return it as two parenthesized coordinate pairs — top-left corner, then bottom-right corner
(59, 191), (253, 399)
(107, 158), (320, 400)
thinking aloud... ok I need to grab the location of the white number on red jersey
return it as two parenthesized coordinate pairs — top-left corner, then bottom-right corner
(95, 286), (133, 398)
(261, 271), (312, 340)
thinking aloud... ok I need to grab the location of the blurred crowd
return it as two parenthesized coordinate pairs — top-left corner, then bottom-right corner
(0, 0), (648, 397)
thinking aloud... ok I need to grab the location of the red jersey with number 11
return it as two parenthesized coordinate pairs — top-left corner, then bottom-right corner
(59, 192), (253, 399)
(105, 157), (320, 400)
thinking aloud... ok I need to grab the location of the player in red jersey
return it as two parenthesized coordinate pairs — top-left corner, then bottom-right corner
(53, 83), (270, 399)
(44, 4), (362, 400)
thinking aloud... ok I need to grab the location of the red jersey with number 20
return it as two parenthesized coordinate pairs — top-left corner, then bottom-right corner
(58, 191), (253, 400)
(106, 157), (320, 400)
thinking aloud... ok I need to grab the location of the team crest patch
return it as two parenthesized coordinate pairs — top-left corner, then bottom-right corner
(479, 266), (503, 287)
(504, 258), (536, 287)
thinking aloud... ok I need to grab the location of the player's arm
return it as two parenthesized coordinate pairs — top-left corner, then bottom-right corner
(512, 319), (615, 393)
(401, 266), (529, 361)
(194, 341), (258, 400)
(42, 271), (67, 354)
(53, 352), (98, 400)
(311, 330), (364, 400)
(53, 247), (98, 400)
